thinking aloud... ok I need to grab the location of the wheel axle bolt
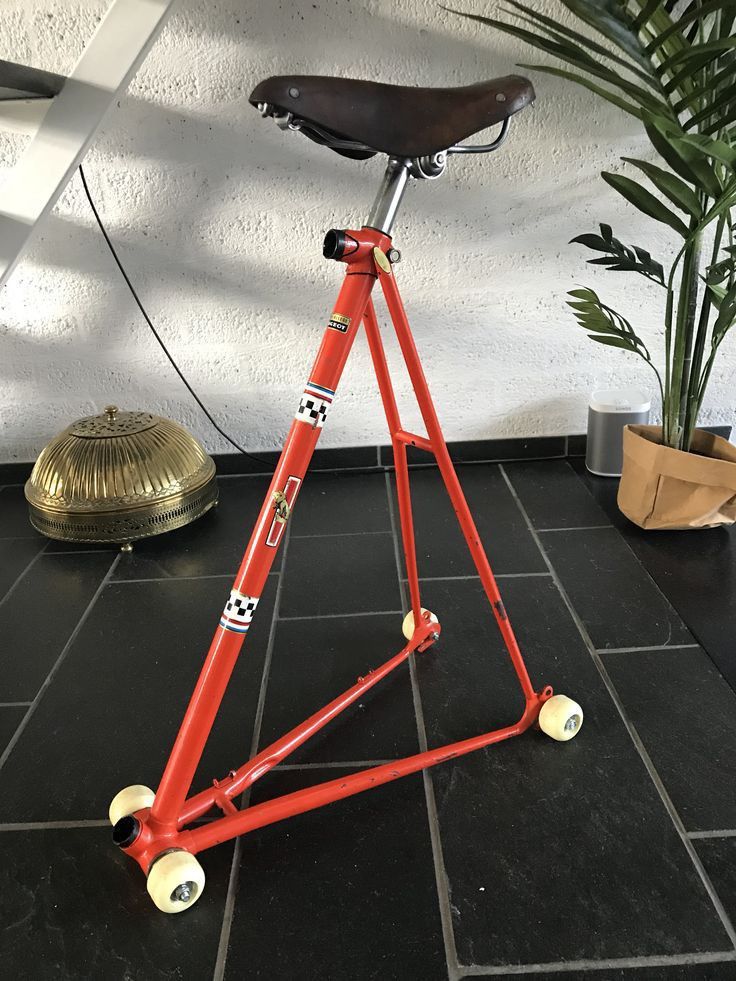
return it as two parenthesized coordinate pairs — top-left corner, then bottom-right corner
(173, 883), (192, 903)
(430, 631), (440, 641)
(387, 248), (401, 263)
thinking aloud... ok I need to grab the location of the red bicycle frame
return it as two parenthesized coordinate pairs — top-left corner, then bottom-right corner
(116, 220), (554, 880)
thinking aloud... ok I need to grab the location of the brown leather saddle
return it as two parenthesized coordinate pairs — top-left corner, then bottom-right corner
(249, 75), (535, 159)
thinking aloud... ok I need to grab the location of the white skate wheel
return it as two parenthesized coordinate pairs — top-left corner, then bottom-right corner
(538, 694), (583, 742)
(147, 850), (205, 914)
(402, 608), (438, 640)
(109, 784), (155, 826)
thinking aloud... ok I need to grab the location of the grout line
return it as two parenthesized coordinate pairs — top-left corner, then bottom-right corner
(689, 830), (736, 840)
(212, 526), (291, 981)
(0, 701), (32, 708)
(536, 524), (612, 533)
(278, 609), (403, 622)
(110, 572), (279, 585)
(290, 530), (392, 540)
(459, 949), (736, 976)
(499, 463), (736, 952)
(408, 572), (551, 583)
(598, 643), (700, 655)
(0, 552), (122, 777)
(212, 454), (569, 480)
(384, 470), (460, 981)
(275, 760), (393, 770)
(44, 549), (117, 555)
(0, 819), (110, 831)
(216, 465), (384, 480)
(376, 445), (381, 468)
(0, 539), (48, 609)
(216, 471), (274, 479)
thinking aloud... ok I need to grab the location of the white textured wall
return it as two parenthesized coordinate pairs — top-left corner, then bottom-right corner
(1, 0), (734, 463)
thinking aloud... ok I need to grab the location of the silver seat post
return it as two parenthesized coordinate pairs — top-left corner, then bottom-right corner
(366, 158), (410, 235)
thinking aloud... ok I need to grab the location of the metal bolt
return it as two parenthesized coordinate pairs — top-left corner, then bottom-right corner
(173, 882), (193, 903)
(387, 248), (401, 264)
(430, 631), (440, 642)
(288, 86), (300, 99)
(564, 716), (579, 732)
(120, 542), (133, 553)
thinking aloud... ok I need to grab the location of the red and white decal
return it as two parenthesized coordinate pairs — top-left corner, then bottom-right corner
(266, 475), (302, 547)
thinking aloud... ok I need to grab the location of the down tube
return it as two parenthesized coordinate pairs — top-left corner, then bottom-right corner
(149, 270), (377, 830)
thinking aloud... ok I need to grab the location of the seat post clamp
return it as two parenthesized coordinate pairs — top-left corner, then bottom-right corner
(409, 152), (447, 180)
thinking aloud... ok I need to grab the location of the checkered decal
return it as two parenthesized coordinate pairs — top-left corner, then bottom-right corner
(295, 381), (334, 429)
(219, 591), (259, 634)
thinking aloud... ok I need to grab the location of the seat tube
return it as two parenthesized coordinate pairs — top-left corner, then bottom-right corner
(149, 236), (385, 832)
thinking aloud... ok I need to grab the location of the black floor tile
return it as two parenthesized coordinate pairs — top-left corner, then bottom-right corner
(258, 613), (418, 763)
(0, 552), (114, 702)
(696, 838), (736, 931)
(289, 471), (391, 537)
(0, 462), (32, 482)
(0, 537), (45, 604)
(621, 526), (736, 671)
(412, 576), (572, 744)
(0, 575), (277, 821)
(541, 527), (693, 650)
(0, 828), (232, 980)
(504, 459), (611, 529)
(0, 707), (25, 756)
(412, 577), (729, 965)
(390, 464), (546, 578)
(111, 475), (278, 580)
(573, 462), (736, 692)
(570, 458), (628, 530)
(280, 531), (400, 618)
(461, 964), (736, 980)
(567, 432), (587, 457)
(225, 768), (447, 980)
(603, 648), (736, 832)
(0, 484), (41, 538)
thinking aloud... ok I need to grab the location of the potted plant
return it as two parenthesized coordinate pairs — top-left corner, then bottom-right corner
(450, 0), (736, 529)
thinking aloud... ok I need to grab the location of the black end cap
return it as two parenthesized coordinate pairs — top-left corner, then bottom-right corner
(112, 814), (141, 849)
(323, 229), (347, 260)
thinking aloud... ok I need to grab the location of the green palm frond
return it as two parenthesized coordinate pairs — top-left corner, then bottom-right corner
(447, 0), (736, 452)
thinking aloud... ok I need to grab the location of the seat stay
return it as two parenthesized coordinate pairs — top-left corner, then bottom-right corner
(375, 258), (538, 703)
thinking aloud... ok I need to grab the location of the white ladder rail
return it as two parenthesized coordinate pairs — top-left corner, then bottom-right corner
(0, 0), (177, 288)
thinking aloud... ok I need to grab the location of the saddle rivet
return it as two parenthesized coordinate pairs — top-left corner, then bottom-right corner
(496, 92), (507, 102)
(288, 86), (300, 99)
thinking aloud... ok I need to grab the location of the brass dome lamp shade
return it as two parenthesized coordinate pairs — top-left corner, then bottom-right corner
(25, 405), (218, 548)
